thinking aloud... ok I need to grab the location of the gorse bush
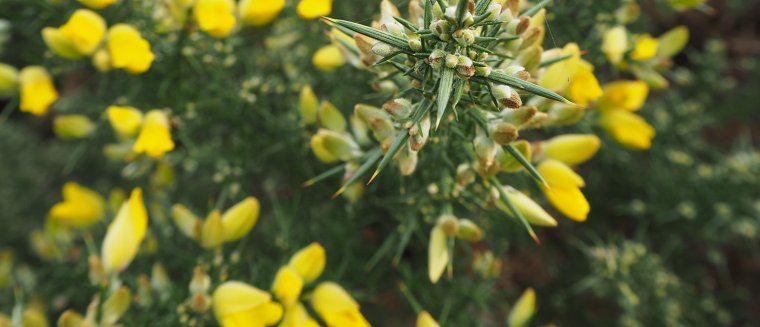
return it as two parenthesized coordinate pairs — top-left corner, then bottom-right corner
(0, 0), (758, 326)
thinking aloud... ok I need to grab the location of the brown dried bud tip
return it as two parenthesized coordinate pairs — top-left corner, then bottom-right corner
(383, 98), (413, 119)
(516, 16), (531, 35)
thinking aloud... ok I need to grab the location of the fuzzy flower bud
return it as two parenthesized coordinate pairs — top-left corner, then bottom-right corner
(456, 219), (484, 242)
(383, 98), (413, 120)
(493, 85), (522, 109)
(489, 121), (519, 145)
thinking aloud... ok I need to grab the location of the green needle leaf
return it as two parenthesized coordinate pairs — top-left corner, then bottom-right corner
(393, 16), (419, 32)
(486, 71), (573, 104)
(303, 165), (346, 187)
(523, 0), (552, 17)
(539, 54), (573, 67)
(490, 177), (540, 244)
(367, 129), (409, 185)
(326, 18), (414, 53)
(435, 67), (456, 130)
(332, 149), (382, 198)
(455, 0), (469, 26)
(504, 144), (549, 188)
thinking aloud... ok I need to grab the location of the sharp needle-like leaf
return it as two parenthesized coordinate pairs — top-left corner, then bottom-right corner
(326, 18), (414, 53)
(367, 129), (409, 185)
(303, 165), (346, 187)
(435, 67), (456, 129)
(332, 149), (382, 198)
(486, 71), (573, 104)
(504, 144), (549, 188)
(490, 177), (541, 244)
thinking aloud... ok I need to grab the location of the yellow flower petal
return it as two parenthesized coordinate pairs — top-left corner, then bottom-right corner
(428, 224), (448, 284)
(78, 0), (118, 9)
(599, 109), (656, 150)
(299, 85), (319, 125)
(543, 185), (589, 222)
(272, 266), (304, 307)
(602, 26), (628, 64)
(19, 66), (58, 116)
(657, 26), (689, 58)
(171, 204), (201, 240)
(221, 197), (260, 242)
(49, 182), (105, 228)
(281, 303), (320, 327)
(288, 242), (325, 283)
(498, 187), (558, 227)
(312, 44), (345, 72)
(42, 27), (83, 59)
(133, 110), (175, 158)
(194, 0), (237, 38)
(213, 281), (283, 327)
(566, 63), (602, 106)
(542, 134), (601, 166)
(539, 43), (581, 91)
(297, 0), (333, 20)
(58, 9), (107, 56)
(507, 288), (536, 327)
(201, 210), (224, 249)
(318, 101), (346, 132)
(311, 282), (370, 327)
(107, 105), (144, 138)
(101, 188), (148, 273)
(631, 34), (659, 61)
(538, 159), (584, 188)
(598, 80), (649, 112)
(417, 311), (440, 327)
(107, 24), (155, 74)
(238, 0), (285, 27)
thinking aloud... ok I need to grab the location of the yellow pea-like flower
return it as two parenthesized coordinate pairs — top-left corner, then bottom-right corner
(58, 10), (106, 56)
(598, 80), (649, 112)
(599, 109), (656, 150)
(78, 0), (119, 9)
(310, 129), (360, 163)
(498, 187), (558, 227)
(309, 132), (339, 163)
(288, 242), (325, 283)
(107, 105), (144, 138)
(0, 63), (19, 97)
(428, 224), (448, 284)
(212, 281), (284, 327)
(312, 45), (346, 72)
(538, 160), (589, 222)
(107, 24), (155, 74)
(297, 0), (333, 20)
(201, 210), (225, 249)
(54, 114), (95, 139)
(221, 197), (260, 242)
(194, 0), (237, 38)
(539, 43), (581, 91)
(566, 62), (602, 107)
(417, 311), (440, 327)
(541, 134), (601, 166)
(238, 0), (285, 27)
(310, 282), (371, 327)
(19, 66), (58, 116)
(631, 34), (659, 61)
(133, 110), (175, 158)
(101, 188), (148, 273)
(49, 182), (105, 228)
(602, 26), (628, 64)
(271, 266), (304, 307)
(280, 303), (320, 327)
(507, 288), (536, 327)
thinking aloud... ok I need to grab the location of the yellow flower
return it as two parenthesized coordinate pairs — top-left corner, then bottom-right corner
(417, 311), (440, 327)
(631, 34), (659, 61)
(599, 109), (655, 150)
(133, 110), (175, 158)
(78, 0), (118, 9)
(194, 0), (237, 38)
(598, 80), (649, 112)
(602, 26), (628, 64)
(107, 105), (143, 138)
(657, 26), (689, 58)
(507, 288), (536, 327)
(171, 204), (201, 240)
(201, 210), (224, 249)
(0, 63), (19, 97)
(53, 115), (95, 139)
(92, 48), (112, 72)
(538, 160), (589, 222)
(566, 61), (602, 106)
(49, 182), (105, 228)
(297, 0), (333, 20)
(498, 187), (558, 227)
(281, 303), (320, 327)
(212, 281), (283, 327)
(310, 282), (371, 327)
(312, 45), (345, 72)
(102, 188), (148, 273)
(238, 0), (285, 27)
(539, 43), (581, 91)
(221, 197), (260, 242)
(428, 224), (448, 284)
(541, 134), (601, 166)
(309, 129), (360, 163)
(107, 24), (155, 74)
(19, 66), (58, 116)
(43, 9), (106, 59)
(272, 266), (303, 307)
(288, 242), (325, 283)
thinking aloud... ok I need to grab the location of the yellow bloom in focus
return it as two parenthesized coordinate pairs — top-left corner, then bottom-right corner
(194, 0), (237, 38)
(281, 303), (320, 327)
(107, 24), (155, 74)
(311, 282), (371, 327)
(49, 182), (105, 228)
(297, 0), (333, 20)
(133, 110), (175, 158)
(101, 188), (148, 273)
(417, 311), (440, 327)
(542, 134), (601, 166)
(631, 34), (659, 61)
(0, 63), (19, 97)
(288, 242), (325, 283)
(78, 0), (118, 9)
(212, 281), (283, 327)
(538, 160), (589, 222)
(312, 45), (345, 72)
(238, 0), (285, 27)
(598, 80), (649, 112)
(600, 109), (656, 150)
(54, 115), (95, 139)
(566, 62), (602, 106)
(221, 197), (260, 242)
(272, 266), (303, 307)
(19, 66), (58, 116)
(107, 105), (144, 138)
(602, 26), (628, 64)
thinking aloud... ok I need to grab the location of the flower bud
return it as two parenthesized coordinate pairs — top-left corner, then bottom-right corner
(427, 49), (446, 70)
(191, 293), (212, 313)
(453, 29), (475, 46)
(0, 63), (18, 97)
(221, 196), (260, 242)
(383, 98), (413, 120)
(456, 55), (475, 78)
(398, 146), (418, 175)
(501, 106), (537, 127)
(498, 140), (532, 172)
(319, 100), (347, 132)
(546, 105), (584, 125)
(520, 27), (541, 49)
(409, 112), (431, 151)
(474, 129), (498, 168)
(408, 34), (423, 51)
(417, 311), (441, 327)
(200, 210), (224, 249)
(496, 186), (557, 227)
(54, 114), (95, 139)
(489, 121), (519, 145)
(462, 12), (474, 27)
(371, 42), (398, 57)
(498, 8), (514, 23)
(445, 54), (458, 69)
(355, 104), (395, 149)
(430, 20), (451, 38)
(432, 2), (444, 19)
(475, 65), (492, 77)
(486, 3), (502, 20)
(212, 281), (284, 327)
(190, 266), (211, 295)
(288, 242), (326, 283)
(354, 34), (379, 66)
(102, 286), (131, 326)
(57, 310), (84, 327)
(457, 219), (483, 242)
(493, 85), (522, 109)
(102, 188), (147, 273)
(508, 288), (536, 327)
(312, 44), (346, 72)
(456, 163), (476, 187)
(437, 214), (460, 236)
(504, 65), (530, 80)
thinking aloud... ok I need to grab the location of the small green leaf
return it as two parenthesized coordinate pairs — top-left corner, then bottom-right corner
(539, 54), (572, 67)
(455, 0), (469, 26)
(326, 18), (414, 53)
(368, 129), (409, 184)
(393, 16), (419, 32)
(523, 0), (552, 17)
(303, 165), (346, 187)
(486, 71), (572, 104)
(435, 67), (456, 129)
(504, 144), (548, 187)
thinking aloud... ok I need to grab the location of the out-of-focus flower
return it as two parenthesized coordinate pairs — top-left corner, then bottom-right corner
(312, 44), (345, 72)
(598, 80), (649, 112)
(507, 288), (536, 327)
(221, 197), (259, 242)
(92, 48), (111, 72)
(631, 34), (658, 61)
(310, 129), (360, 163)
(280, 303), (319, 327)
(107, 105), (143, 138)
(133, 110), (175, 158)
(49, 182), (105, 228)
(194, 0), (236, 38)
(497, 187), (558, 227)
(107, 24), (154, 74)
(171, 204), (201, 240)
(20, 308), (49, 327)
(78, 0), (118, 9)
(297, 0), (333, 20)
(200, 210), (224, 249)
(599, 109), (655, 150)
(42, 9), (106, 59)
(602, 26), (628, 64)
(428, 224), (448, 284)
(0, 63), (18, 97)
(238, 0), (285, 27)
(657, 26), (689, 58)
(102, 188), (148, 273)
(539, 160), (589, 222)
(102, 286), (132, 325)
(541, 134), (601, 166)
(212, 281), (283, 327)
(19, 66), (58, 116)
(288, 242), (325, 283)
(299, 85), (319, 125)
(272, 266), (303, 307)
(417, 311), (440, 327)
(54, 115), (95, 139)
(310, 282), (370, 327)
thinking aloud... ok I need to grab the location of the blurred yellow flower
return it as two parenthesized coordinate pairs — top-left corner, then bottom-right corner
(53, 115), (95, 139)
(107, 24), (154, 74)
(428, 224), (448, 284)
(299, 85), (319, 125)
(102, 188), (148, 273)
(272, 266), (303, 307)
(542, 134), (600, 166)
(0, 63), (19, 97)
(310, 129), (360, 163)
(508, 288), (536, 327)
(107, 105), (144, 138)
(200, 210), (224, 249)
(631, 34), (659, 61)
(43, 9), (106, 59)
(566, 62), (602, 106)
(133, 110), (175, 158)
(599, 109), (655, 150)
(212, 281), (283, 327)
(417, 311), (440, 327)
(297, 0), (333, 20)
(92, 48), (112, 72)
(598, 80), (649, 112)
(657, 26), (689, 58)
(171, 204), (201, 240)
(238, 0), (285, 27)
(19, 66), (58, 116)
(312, 45), (346, 72)
(602, 26), (628, 64)
(49, 182), (105, 228)
(221, 197), (260, 242)
(281, 303), (320, 327)
(498, 187), (558, 227)
(310, 282), (371, 327)
(78, 0), (118, 9)
(538, 160), (589, 222)
(194, 0), (237, 38)
(288, 242), (325, 283)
